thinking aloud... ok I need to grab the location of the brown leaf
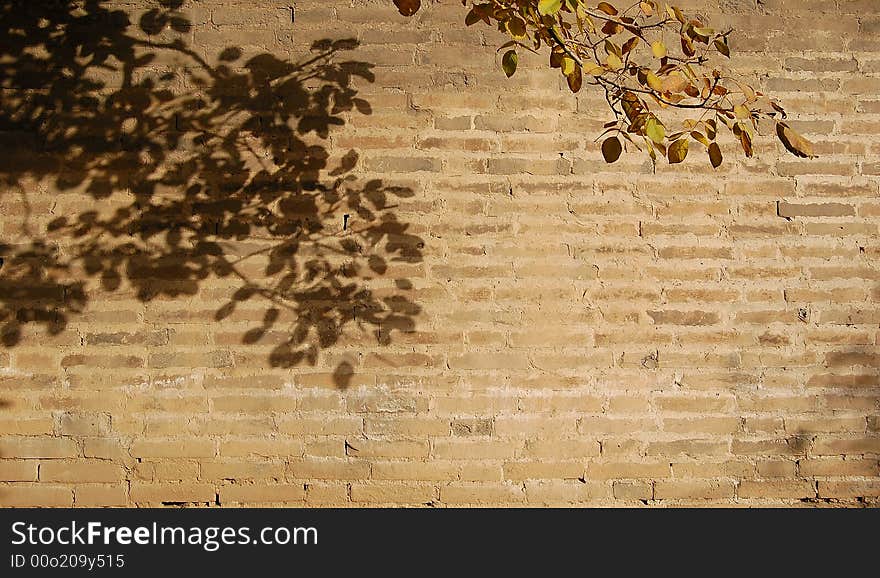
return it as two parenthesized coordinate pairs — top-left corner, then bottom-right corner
(708, 142), (722, 168)
(567, 65), (583, 93)
(393, 0), (421, 17)
(667, 139), (689, 163)
(597, 2), (619, 15)
(502, 50), (518, 78)
(739, 130), (753, 157)
(776, 122), (816, 158)
(681, 35), (695, 57)
(622, 36), (640, 55)
(602, 136), (622, 163)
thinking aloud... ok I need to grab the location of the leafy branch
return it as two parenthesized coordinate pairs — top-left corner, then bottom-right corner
(394, 0), (815, 167)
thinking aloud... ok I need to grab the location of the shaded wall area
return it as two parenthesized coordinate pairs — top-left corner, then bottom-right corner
(0, 0), (877, 506)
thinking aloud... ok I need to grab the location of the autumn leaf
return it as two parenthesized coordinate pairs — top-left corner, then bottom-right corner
(651, 41), (667, 58)
(646, 117), (665, 144)
(393, 0), (421, 17)
(606, 53), (622, 70)
(602, 136), (622, 163)
(567, 64), (583, 93)
(502, 50), (518, 78)
(776, 122), (816, 158)
(662, 73), (690, 93)
(708, 142), (722, 168)
(597, 2), (618, 16)
(538, 0), (563, 16)
(451, 0), (814, 168)
(507, 17), (527, 38)
(667, 138), (689, 163)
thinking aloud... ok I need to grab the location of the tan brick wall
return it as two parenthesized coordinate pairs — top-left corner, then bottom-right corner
(0, 0), (878, 506)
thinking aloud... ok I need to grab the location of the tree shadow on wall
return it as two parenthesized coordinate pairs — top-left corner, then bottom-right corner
(0, 0), (424, 387)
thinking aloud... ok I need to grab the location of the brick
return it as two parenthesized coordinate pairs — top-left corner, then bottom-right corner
(40, 460), (124, 483)
(130, 483), (216, 504)
(818, 481), (880, 498)
(0, 460), (39, 482)
(220, 484), (306, 504)
(289, 459), (370, 480)
(440, 484), (525, 505)
(778, 202), (856, 218)
(350, 483), (435, 504)
(647, 310), (721, 326)
(524, 480), (612, 504)
(74, 485), (128, 507)
(0, 485), (73, 507)
(654, 480), (736, 500)
(613, 480), (653, 500)
(737, 480), (816, 499)
(130, 440), (216, 459)
(0, 437), (79, 459)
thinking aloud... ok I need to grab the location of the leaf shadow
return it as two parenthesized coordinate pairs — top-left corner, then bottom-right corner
(0, 0), (424, 388)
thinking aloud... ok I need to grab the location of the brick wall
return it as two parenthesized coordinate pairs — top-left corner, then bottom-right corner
(0, 0), (878, 506)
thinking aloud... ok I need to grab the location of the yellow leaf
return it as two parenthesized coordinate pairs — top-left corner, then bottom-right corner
(670, 5), (686, 24)
(776, 122), (816, 159)
(538, 0), (563, 16)
(606, 53), (622, 70)
(734, 104), (750, 119)
(583, 62), (604, 76)
(690, 131), (710, 147)
(646, 117), (665, 144)
(651, 41), (666, 58)
(562, 56), (576, 76)
(647, 71), (663, 91)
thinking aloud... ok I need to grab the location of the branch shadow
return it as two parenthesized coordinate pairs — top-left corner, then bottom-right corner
(0, 0), (423, 387)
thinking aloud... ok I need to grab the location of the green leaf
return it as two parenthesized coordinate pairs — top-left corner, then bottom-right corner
(602, 136), (622, 163)
(708, 142), (722, 168)
(538, 0), (563, 15)
(502, 50), (518, 78)
(646, 117), (665, 144)
(667, 139), (689, 163)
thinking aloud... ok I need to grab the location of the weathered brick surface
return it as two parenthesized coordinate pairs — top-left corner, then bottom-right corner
(0, 0), (878, 507)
